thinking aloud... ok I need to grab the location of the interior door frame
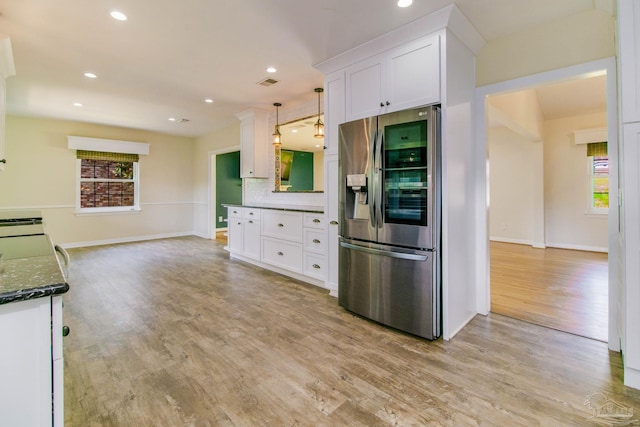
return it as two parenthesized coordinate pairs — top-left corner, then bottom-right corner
(473, 57), (619, 350)
(208, 145), (241, 240)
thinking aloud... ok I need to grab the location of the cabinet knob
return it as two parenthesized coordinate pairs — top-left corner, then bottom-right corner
(278, 223), (284, 227)
(0, 159), (5, 164)
(380, 102), (385, 107)
(386, 101), (390, 106)
(330, 220), (338, 225)
(313, 264), (321, 269)
(313, 239), (321, 244)
(249, 212), (254, 216)
(62, 326), (70, 337)
(237, 222), (242, 225)
(248, 220), (253, 224)
(323, 146), (327, 150)
(233, 210), (238, 214)
(313, 219), (321, 223)
(277, 251), (284, 256)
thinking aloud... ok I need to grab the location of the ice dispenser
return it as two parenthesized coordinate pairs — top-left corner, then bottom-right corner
(346, 174), (369, 220)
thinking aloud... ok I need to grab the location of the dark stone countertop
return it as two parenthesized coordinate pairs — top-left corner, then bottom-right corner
(223, 203), (324, 214)
(0, 249), (69, 305)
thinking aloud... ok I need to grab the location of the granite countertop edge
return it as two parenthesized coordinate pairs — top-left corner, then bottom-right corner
(0, 282), (70, 305)
(223, 203), (324, 214)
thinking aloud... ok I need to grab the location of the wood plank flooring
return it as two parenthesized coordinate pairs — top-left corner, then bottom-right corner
(63, 237), (640, 426)
(490, 242), (608, 342)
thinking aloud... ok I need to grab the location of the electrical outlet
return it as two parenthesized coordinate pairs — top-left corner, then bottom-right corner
(218, 216), (223, 222)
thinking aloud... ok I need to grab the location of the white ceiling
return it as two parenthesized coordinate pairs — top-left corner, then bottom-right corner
(0, 0), (612, 138)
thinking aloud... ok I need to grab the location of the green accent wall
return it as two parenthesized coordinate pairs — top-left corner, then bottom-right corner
(282, 150), (314, 191)
(216, 151), (241, 228)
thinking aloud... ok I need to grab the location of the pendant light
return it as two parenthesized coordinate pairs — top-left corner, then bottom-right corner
(273, 103), (282, 145)
(314, 88), (324, 138)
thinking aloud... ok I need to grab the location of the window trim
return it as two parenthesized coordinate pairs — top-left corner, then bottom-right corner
(587, 155), (608, 215)
(75, 159), (141, 214)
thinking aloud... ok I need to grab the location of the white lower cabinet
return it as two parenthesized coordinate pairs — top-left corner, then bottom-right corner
(225, 206), (327, 288)
(262, 237), (303, 272)
(0, 295), (64, 427)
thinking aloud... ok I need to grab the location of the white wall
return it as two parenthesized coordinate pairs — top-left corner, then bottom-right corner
(0, 115), (195, 246)
(544, 112), (608, 251)
(477, 9), (615, 86)
(489, 127), (538, 244)
(193, 122), (240, 238)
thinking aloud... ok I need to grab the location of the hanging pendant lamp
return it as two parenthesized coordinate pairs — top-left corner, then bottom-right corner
(273, 103), (282, 145)
(314, 88), (324, 138)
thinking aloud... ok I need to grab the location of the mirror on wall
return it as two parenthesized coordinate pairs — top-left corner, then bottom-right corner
(274, 114), (324, 192)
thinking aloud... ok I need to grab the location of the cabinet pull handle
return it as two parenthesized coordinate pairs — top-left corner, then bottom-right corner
(278, 223), (284, 227)
(0, 159), (5, 164)
(277, 251), (284, 256)
(313, 264), (321, 269)
(313, 219), (321, 223)
(313, 239), (321, 244)
(330, 220), (338, 225)
(249, 212), (254, 216)
(62, 326), (70, 337)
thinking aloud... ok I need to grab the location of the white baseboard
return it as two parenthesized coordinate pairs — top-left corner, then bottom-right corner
(60, 231), (195, 249)
(490, 236), (534, 246)
(490, 237), (608, 253)
(624, 365), (640, 391)
(545, 242), (608, 253)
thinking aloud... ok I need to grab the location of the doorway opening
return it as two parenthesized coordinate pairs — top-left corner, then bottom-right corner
(475, 58), (618, 347)
(209, 147), (241, 243)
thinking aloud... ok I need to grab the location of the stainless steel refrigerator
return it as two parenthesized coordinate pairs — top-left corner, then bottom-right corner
(338, 105), (441, 340)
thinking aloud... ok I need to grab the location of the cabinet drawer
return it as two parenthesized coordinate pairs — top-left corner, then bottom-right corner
(227, 206), (242, 218)
(304, 253), (326, 280)
(243, 208), (261, 219)
(304, 229), (326, 254)
(262, 210), (303, 242)
(262, 238), (303, 272)
(304, 213), (326, 229)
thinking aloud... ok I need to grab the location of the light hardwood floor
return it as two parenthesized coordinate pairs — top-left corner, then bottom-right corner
(63, 237), (639, 426)
(490, 242), (608, 342)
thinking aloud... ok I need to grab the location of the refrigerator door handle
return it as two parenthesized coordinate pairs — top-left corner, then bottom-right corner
(374, 128), (384, 229)
(340, 241), (428, 261)
(369, 129), (378, 229)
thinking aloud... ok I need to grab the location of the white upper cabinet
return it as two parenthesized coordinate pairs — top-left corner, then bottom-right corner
(0, 36), (16, 172)
(235, 109), (270, 178)
(324, 71), (346, 156)
(345, 33), (440, 122)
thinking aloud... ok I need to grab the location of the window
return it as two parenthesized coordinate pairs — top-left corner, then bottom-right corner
(587, 142), (608, 214)
(76, 150), (140, 213)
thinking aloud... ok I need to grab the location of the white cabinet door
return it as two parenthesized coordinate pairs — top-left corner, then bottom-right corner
(243, 218), (261, 260)
(345, 54), (385, 121)
(386, 34), (440, 113)
(324, 71), (345, 156)
(0, 298), (53, 427)
(228, 216), (244, 253)
(325, 156), (340, 294)
(237, 109), (270, 178)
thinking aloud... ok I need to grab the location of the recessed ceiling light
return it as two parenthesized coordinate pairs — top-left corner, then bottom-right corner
(73, 102), (83, 107)
(168, 117), (177, 122)
(110, 10), (127, 21)
(292, 129), (298, 133)
(204, 98), (214, 103)
(397, 0), (413, 7)
(266, 67), (277, 73)
(84, 72), (97, 79)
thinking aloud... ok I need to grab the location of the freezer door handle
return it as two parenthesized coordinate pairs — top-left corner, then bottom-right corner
(340, 241), (428, 261)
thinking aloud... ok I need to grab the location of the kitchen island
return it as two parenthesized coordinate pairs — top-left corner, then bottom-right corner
(0, 232), (69, 427)
(224, 204), (329, 291)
